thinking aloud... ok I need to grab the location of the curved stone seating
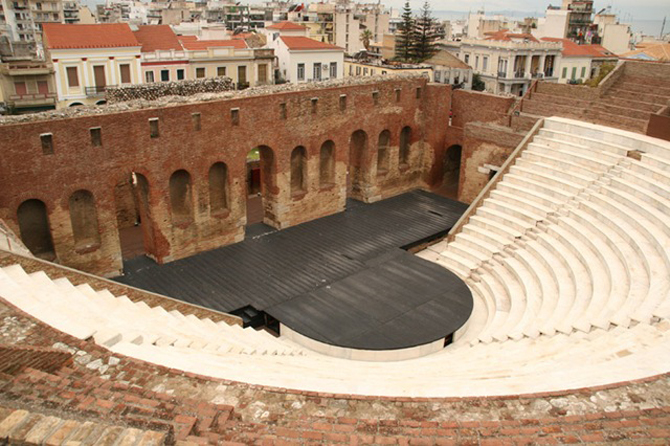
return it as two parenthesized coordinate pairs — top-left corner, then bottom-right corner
(0, 117), (669, 399)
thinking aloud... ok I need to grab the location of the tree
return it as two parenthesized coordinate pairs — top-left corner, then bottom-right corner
(412, 1), (439, 62)
(472, 74), (485, 91)
(360, 28), (373, 51)
(395, 0), (415, 62)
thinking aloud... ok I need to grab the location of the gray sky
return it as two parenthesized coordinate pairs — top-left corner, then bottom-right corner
(380, 0), (669, 21)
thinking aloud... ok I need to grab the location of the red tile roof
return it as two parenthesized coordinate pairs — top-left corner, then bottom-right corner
(280, 36), (342, 51)
(133, 25), (183, 52)
(179, 38), (248, 50)
(541, 38), (617, 58)
(43, 23), (140, 50)
(485, 30), (539, 43)
(267, 21), (307, 30)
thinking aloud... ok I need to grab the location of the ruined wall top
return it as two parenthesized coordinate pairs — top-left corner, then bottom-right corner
(0, 74), (427, 126)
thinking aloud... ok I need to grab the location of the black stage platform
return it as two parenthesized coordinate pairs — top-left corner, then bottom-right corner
(115, 190), (473, 350)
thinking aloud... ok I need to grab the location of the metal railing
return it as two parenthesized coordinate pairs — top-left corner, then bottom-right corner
(85, 85), (115, 96)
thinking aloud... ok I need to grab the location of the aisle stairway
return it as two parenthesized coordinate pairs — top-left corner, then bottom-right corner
(0, 117), (669, 398)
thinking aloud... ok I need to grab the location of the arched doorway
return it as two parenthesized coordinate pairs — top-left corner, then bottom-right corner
(169, 169), (194, 225)
(114, 172), (154, 260)
(17, 199), (55, 260)
(443, 145), (462, 199)
(246, 145), (275, 225)
(348, 130), (368, 198)
(69, 189), (101, 250)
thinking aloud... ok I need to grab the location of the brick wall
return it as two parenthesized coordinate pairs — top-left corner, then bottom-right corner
(0, 344), (72, 375)
(0, 77), (441, 276)
(460, 122), (525, 203)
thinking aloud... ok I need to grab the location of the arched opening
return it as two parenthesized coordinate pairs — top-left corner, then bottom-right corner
(169, 169), (194, 224)
(68, 102), (84, 107)
(95, 100), (107, 106)
(290, 146), (308, 196)
(17, 199), (55, 260)
(319, 140), (335, 187)
(399, 126), (412, 168)
(69, 189), (101, 249)
(246, 145), (275, 225)
(209, 162), (229, 214)
(348, 130), (368, 197)
(442, 145), (462, 199)
(114, 173), (154, 260)
(377, 130), (390, 176)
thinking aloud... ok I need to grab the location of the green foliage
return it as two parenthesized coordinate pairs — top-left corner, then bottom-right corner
(395, 0), (415, 62)
(585, 63), (615, 87)
(472, 74), (485, 91)
(412, 1), (440, 62)
(360, 29), (373, 51)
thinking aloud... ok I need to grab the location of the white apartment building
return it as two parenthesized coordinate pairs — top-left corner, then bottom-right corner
(459, 31), (562, 96)
(541, 37), (618, 84)
(270, 36), (343, 84)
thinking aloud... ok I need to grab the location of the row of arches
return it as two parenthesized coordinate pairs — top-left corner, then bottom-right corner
(15, 126), (418, 261)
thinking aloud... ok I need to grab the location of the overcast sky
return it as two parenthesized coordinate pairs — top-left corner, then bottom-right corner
(378, 0), (669, 21)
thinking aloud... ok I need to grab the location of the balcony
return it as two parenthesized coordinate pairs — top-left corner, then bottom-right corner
(85, 85), (115, 96)
(3, 62), (53, 76)
(8, 92), (56, 107)
(497, 70), (507, 78)
(514, 70), (526, 79)
(544, 67), (554, 77)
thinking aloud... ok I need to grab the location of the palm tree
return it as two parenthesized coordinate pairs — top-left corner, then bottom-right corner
(360, 29), (373, 51)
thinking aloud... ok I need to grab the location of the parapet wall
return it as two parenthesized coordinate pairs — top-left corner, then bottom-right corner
(106, 77), (236, 103)
(0, 76), (446, 276)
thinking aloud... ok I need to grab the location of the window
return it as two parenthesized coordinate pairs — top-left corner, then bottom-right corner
(120, 64), (131, 84)
(311, 98), (318, 114)
(160, 69), (170, 82)
(363, 67), (368, 75)
(217, 66), (226, 77)
(313, 63), (322, 81)
(90, 127), (102, 147)
(464, 54), (469, 64)
(571, 67), (577, 80)
(66, 66), (79, 87)
(372, 91), (379, 105)
(482, 56), (488, 71)
(177, 69), (185, 80)
(581, 66), (586, 78)
(191, 113), (201, 131)
(562, 67), (567, 78)
(297, 63), (305, 81)
(258, 64), (267, 83)
(349, 65), (353, 75)
(238, 65), (247, 84)
(339, 94), (347, 111)
(475, 56), (479, 69)
(37, 81), (48, 95)
(40, 133), (53, 155)
(196, 67), (205, 78)
(356, 66), (361, 75)
(14, 81), (26, 95)
(149, 118), (159, 138)
(231, 108), (239, 126)
(280, 103), (287, 119)
(395, 88), (401, 102)
(145, 71), (154, 83)
(330, 62), (337, 79)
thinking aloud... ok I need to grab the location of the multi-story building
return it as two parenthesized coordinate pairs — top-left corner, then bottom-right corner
(344, 59), (433, 80)
(180, 35), (275, 87)
(542, 37), (618, 83)
(0, 56), (56, 113)
(593, 13), (632, 55)
(270, 35), (343, 84)
(134, 25), (189, 84)
(562, 0), (594, 43)
(42, 23), (143, 108)
(458, 31), (562, 96)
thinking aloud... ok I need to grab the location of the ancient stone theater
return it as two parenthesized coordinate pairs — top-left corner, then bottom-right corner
(0, 60), (669, 444)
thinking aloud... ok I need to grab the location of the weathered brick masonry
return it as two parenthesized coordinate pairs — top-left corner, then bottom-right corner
(0, 77), (451, 277)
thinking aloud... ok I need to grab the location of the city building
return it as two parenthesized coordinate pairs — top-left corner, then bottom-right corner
(270, 35), (343, 83)
(594, 13), (632, 55)
(180, 35), (275, 87)
(541, 37), (617, 83)
(0, 56), (56, 113)
(134, 25), (188, 84)
(562, 0), (595, 43)
(458, 31), (562, 95)
(425, 50), (473, 89)
(42, 23), (143, 108)
(344, 59), (433, 80)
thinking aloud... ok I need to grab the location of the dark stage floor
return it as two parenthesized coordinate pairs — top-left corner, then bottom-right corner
(114, 190), (473, 350)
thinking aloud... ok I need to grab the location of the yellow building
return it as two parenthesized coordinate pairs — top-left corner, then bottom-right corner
(344, 59), (433, 81)
(0, 59), (57, 113)
(42, 23), (142, 108)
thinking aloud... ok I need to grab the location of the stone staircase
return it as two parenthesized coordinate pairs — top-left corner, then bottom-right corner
(0, 265), (307, 358)
(520, 64), (670, 134)
(0, 117), (669, 400)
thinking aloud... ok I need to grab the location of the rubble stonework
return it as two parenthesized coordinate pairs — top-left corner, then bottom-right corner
(106, 77), (236, 103)
(0, 74), (426, 126)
